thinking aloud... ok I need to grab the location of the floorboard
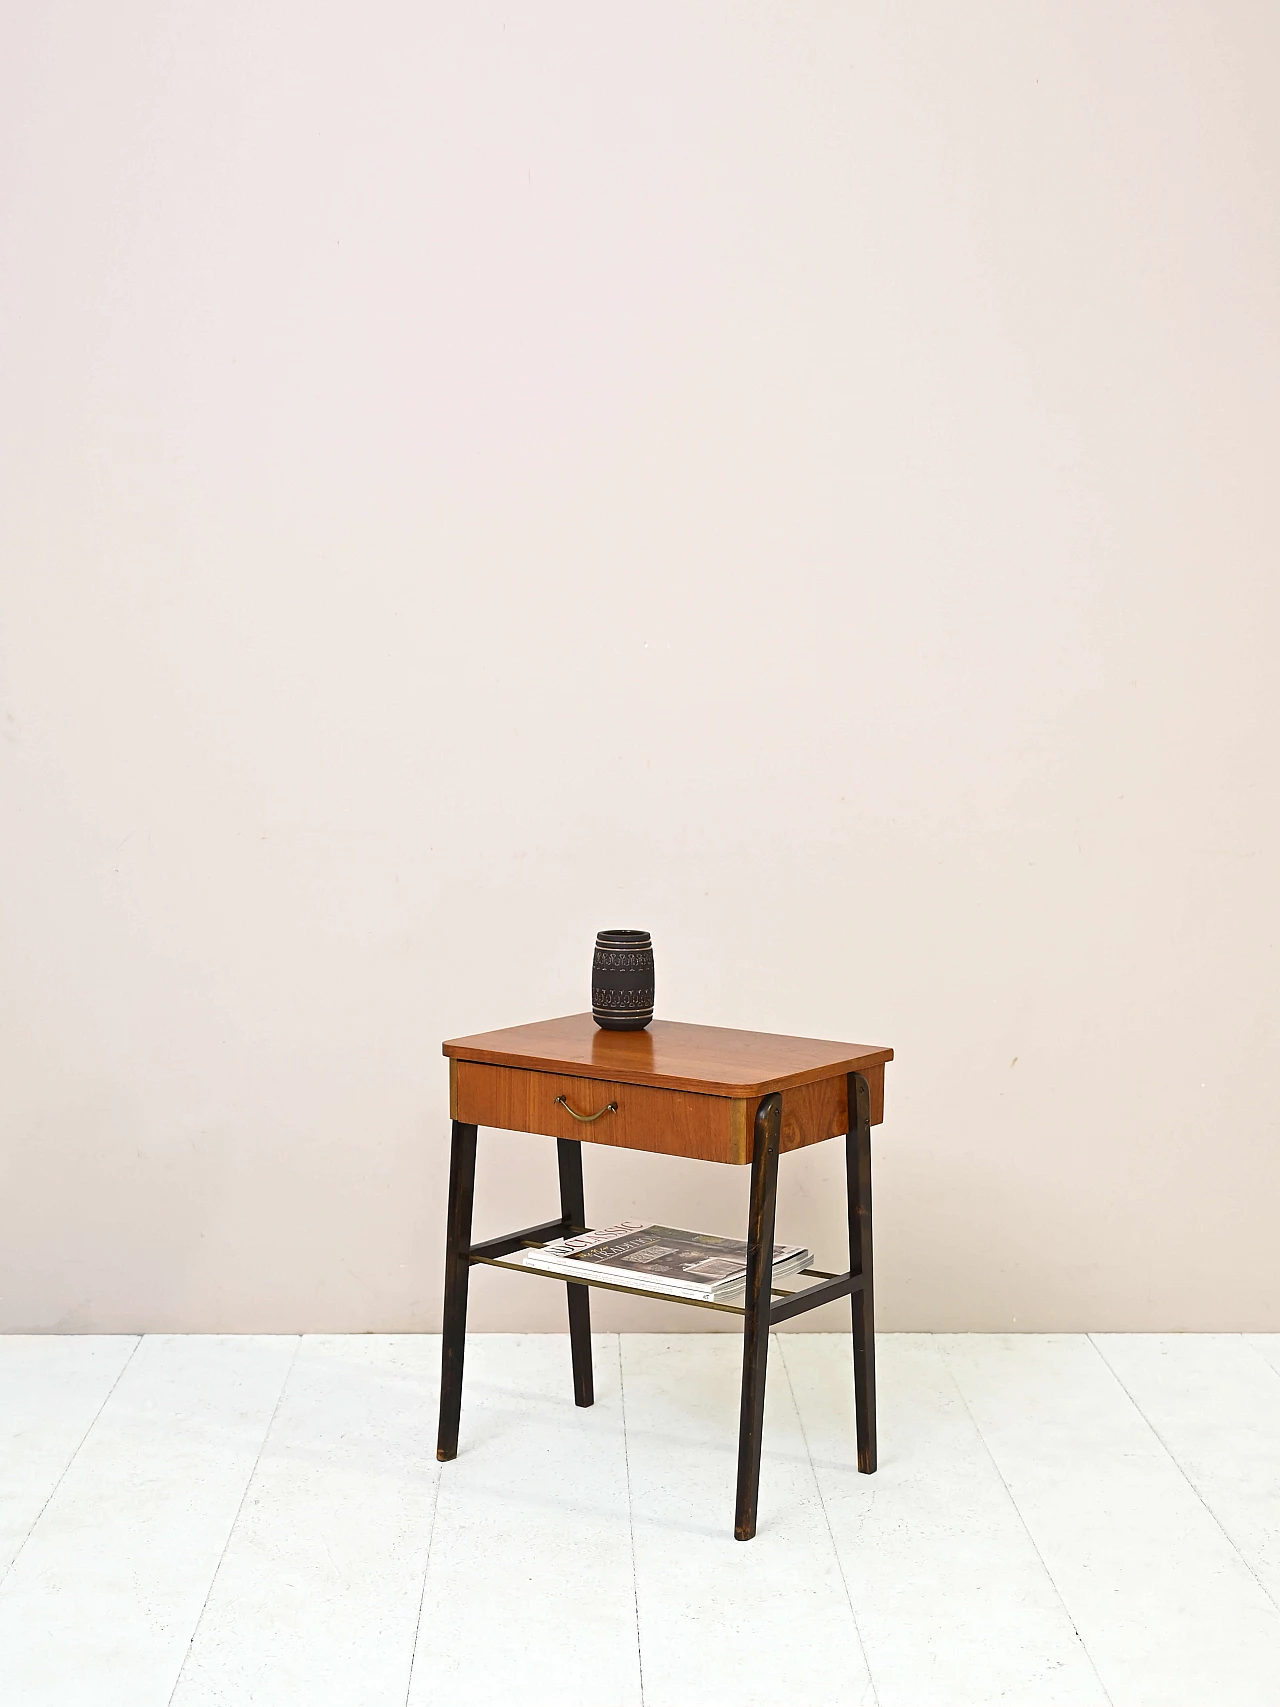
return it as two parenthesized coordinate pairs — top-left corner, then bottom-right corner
(1091, 1335), (1280, 1614)
(943, 1333), (1280, 1707)
(0, 1335), (138, 1580)
(408, 1333), (641, 1707)
(3, 1332), (1280, 1707)
(622, 1333), (873, 1707)
(170, 1335), (441, 1707)
(1247, 1335), (1280, 1381)
(780, 1333), (1106, 1707)
(0, 1335), (296, 1707)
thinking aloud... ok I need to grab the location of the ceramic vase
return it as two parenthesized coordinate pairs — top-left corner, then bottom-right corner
(591, 929), (654, 1030)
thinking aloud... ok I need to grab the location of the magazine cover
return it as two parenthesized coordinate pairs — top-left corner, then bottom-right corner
(536, 1222), (807, 1289)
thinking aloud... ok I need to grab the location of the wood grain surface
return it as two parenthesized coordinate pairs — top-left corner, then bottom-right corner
(779, 1068), (885, 1149)
(453, 1061), (751, 1163)
(443, 1013), (893, 1098)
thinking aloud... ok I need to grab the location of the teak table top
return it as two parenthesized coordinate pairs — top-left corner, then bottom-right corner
(442, 1013), (893, 1099)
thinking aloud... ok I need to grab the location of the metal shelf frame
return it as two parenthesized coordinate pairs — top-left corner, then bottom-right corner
(468, 1229), (863, 1323)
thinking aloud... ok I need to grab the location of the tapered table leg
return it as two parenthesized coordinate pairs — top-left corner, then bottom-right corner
(734, 1092), (782, 1540)
(436, 1120), (478, 1461)
(557, 1136), (594, 1407)
(847, 1071), (877, 1472)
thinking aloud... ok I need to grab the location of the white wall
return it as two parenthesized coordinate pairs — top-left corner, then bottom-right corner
(2, 2), (1277, 1333)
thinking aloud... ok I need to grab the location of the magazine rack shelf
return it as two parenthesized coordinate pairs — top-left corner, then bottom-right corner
(470, 1235), (864, 1322)
(436, 1014), (893, 1541)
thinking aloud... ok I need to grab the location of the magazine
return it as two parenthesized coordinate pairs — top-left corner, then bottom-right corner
(521, 1221), (812, 1301)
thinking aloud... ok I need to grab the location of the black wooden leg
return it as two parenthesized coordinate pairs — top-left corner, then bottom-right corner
(436, 1120), (478, 1462)
(847, 1071), (877, 1473)
(556, 1136), (594, 1407)
(735, 1092), (782, 1541)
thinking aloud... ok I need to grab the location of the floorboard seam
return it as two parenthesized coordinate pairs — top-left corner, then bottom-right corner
(164, 1333), (302, 1707)
(1087, 1333), (1280, 1618)
(776, 1335), (879, 1707)
(0, 1333), (142, 1599)
(403, 1409), (445, 1707)
(617, 1334), (646, 1707)
(1243, 1334), (1280, 1383)
(938, 1338), (1117, 1707)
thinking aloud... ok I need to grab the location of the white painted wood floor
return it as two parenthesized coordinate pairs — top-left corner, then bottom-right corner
(2, 1335), (1279, 1707)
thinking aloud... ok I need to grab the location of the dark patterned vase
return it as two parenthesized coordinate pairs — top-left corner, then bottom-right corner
(592, 929), (655, 1031)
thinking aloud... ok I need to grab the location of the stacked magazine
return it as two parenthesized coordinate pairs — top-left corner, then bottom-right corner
(521, 1221), (812, 1302)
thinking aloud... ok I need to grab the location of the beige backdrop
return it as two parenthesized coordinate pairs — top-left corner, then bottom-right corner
(2, 3), (1277, 1334)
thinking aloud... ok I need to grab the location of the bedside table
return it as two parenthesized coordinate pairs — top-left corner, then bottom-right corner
(436, 1013), (893, 1540)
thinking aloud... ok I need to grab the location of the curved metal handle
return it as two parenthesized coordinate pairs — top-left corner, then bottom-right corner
(555, 1094), (618, 1124)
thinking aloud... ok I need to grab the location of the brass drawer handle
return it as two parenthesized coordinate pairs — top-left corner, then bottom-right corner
(555, 1094), (618, 1124)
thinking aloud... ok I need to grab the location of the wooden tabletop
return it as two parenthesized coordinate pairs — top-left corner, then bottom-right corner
(442, 1013), (893, 1098)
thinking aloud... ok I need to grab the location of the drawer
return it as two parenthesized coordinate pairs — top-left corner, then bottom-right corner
(452, 1061), (750, 1164)
(451, 1060), (886, 1164)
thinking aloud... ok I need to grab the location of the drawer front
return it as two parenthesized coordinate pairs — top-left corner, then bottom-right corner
(452, 1061), (749, 1164)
